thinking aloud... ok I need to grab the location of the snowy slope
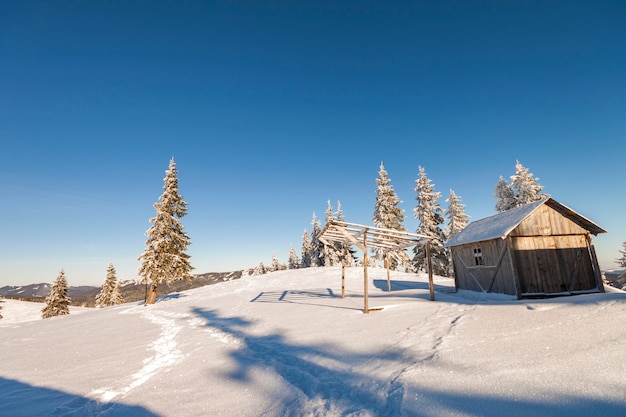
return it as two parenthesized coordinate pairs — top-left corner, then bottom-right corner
(1, 267), (625, 417)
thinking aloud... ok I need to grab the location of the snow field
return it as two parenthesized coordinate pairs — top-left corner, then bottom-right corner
(1, 267), (625, 416)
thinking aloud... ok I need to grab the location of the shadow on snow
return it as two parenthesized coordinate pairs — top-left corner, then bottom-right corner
(0, 376), (160, 417)
(191, 307), (626, 417)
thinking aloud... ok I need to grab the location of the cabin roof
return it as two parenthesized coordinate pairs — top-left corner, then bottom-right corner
(445, 197), (606, 248)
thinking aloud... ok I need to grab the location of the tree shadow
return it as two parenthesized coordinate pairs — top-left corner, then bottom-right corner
(191, 307), (626, 417)
(192, 307), (409, 415)
(0, 376), (160, 417)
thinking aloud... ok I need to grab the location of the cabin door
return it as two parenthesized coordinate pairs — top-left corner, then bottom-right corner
(511, 235), (598, 296)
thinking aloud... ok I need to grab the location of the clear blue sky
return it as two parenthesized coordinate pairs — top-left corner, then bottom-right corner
(1, 1), (624, 286)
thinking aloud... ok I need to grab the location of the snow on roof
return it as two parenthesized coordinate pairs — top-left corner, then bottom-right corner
(445, 197), (606, 248)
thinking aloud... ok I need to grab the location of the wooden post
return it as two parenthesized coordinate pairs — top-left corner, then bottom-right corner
(146, 283), (158, 305)
(426, 240), (435, 301)
(341, 246), (346, 299)
(363, 230), (369, 314)
(385, 254), (391, 292)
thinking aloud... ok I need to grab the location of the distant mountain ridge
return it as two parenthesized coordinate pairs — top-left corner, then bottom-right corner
(0, 271), (244, 307)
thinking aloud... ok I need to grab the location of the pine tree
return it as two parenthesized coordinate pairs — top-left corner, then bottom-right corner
(288, 246), (300, 269)
(253, 261), (267, 275)
(445, 189), (469, 240)
(444, 189), (469, 276)
(494, 176), (516, 212)
(495, 161), (547, 212)
(412, 166), (449, 276)
(372, 163), (407, 269)
(336, 200), (356, 267)
(510, 160), (546, 206)
(321, 200), (340, 266)
(310, 213), (324, 267)
(96, 263), (124, 307)
(270, 253), (282, 272)
(138, 158), (194, 304)
(41, 269), (71, 319)
(300, 230), (312, 268)
(617, 242), (626, 268)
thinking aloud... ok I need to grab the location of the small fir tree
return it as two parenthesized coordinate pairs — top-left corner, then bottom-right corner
(617, 242), (626, 268)
(300, 230), (313, 268)
(322, 200), (341, 266)
(270, 253), (282, 272)
(138, 158), (194, 304)
(510, 160), (546, 205)
(372, 163), (408, 269)
(495, 161), (547, 212)
(444, 189), (469, 276)
(445, 189), (469, 240)
(412, 166), (449, 276)
(494, 176), (516, 212)
(288, 246), (300, 269)
(336, 200), (356, 267)
(96, 263), (124, 307)
(309, 213), (324, 267)
(253, 261), (267, 275)
(42, 269), (71, 319)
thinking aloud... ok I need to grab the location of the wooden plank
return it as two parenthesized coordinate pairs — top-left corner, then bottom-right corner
(586, 234), (605, 293)
(487, 241), (510, 292)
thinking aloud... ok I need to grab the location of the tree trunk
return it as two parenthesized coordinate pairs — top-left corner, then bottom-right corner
(145, 283), (158, 305)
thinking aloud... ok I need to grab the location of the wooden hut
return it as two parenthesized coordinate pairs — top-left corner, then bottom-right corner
(445, 197), (606, 299)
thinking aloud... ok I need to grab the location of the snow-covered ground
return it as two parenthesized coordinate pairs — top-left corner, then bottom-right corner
(0, 298), (89, 326)
(1, 267), (625, 417)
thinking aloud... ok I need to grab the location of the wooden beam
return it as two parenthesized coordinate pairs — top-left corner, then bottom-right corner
(385, 254), (391, 292)
(426, 240), (435, 301)
(363, 230), (369, 314)
(486, 242), (510, 292)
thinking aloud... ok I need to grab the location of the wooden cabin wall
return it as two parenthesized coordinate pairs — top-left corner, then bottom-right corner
(451, 239), (518, 296)
(510, 234), (598, 294)
(510, 204), (588, 237)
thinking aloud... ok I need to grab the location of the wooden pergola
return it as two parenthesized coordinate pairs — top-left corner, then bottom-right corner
(318, 220), (434, 313)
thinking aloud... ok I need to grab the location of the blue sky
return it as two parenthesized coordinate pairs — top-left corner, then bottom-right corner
(1, 1), (624, 286)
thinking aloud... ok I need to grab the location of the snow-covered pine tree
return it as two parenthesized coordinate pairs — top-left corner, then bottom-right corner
(300, 229), (312, 268)
(321, 200), (340, 266)
(270, 253), (282, 272)
(445, 189), (469, 240)
(494, 176), (516, 212)
(41, 268), (71, 319)
(617, 242), (626, 268)
(138, 158), (194, 304)
(510, 160), (546, 206)
(495, 161), (547, 212)
(336, 200), (356, 267)
(412, 166), (449, 276)
(288, 245), (300, 269)
(96, 263), (124, 307)
(253, 261), (267, 275)
(372, 163), (408, 270)
(444, 189), (469, 276)
(310, 213), (324, 267)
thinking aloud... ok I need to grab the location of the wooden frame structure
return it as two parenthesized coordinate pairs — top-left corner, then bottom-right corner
(319, 220), (433, 313)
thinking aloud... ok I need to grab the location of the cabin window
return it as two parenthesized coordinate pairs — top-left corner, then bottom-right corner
(473, 247), (483, 266)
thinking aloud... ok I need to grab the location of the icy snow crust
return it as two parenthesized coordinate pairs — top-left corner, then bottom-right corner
(1, 268), (625, 417)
